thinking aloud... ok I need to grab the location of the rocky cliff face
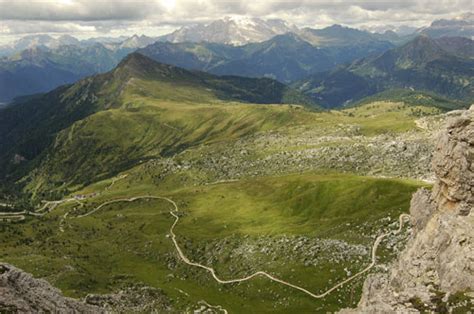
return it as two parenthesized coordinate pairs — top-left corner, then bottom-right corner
(0, 263), (102, 312)
(0, 262), (173, 312)
(342, 106), (474, 313)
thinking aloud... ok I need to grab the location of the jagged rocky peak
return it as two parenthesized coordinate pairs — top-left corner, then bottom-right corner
(341, 105), (474, 313)
(160, 16), (297, 45)
(118, 34), (156, 49)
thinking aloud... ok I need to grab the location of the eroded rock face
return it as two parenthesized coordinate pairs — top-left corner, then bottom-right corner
(341, 106), (474, 313)
(409, 188), (436, 233)
(0, 263), (174, 313)
(432, 110), (474, 215)
(0, 263), (102, 313)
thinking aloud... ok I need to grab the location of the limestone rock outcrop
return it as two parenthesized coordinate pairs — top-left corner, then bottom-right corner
(0, 263), (174, 313)
(0, 263), (103, 313)
(341, 106), (474, 313)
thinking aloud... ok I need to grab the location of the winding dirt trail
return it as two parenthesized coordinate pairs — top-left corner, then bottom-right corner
(72, 195), (411, 300)
(0, 214), (25, 222)
(170, 203), (411, 299)
(0, 171), (411, 301)
(74, 196), (173, 218)
(0, 174), (125, 222)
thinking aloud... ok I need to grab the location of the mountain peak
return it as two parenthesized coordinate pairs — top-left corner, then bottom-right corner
(117, 52), (156, 71)
(114, 52), (201, 83)
(321, 24), (369, 35)
(16, 46), (48, 62)
(117, 34), (156, 49)
(326, 24), (345, 29)
(372, 35), (446, 69)
(115, 52), (165, 79)
(160, 16), (296, 45)
(401, 34), (442, 54)
(410, 34), (434, 43)
(222, 16), (260, 25)
(268, 32), (306, 45)
(420, 13), (474, 38)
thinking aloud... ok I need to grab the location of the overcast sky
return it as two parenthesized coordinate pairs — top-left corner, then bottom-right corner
(0, 0), (471, 44)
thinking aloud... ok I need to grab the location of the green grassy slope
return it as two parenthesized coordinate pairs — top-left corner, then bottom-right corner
(0, 53), (315, 194)
(1, 51), (448, 202)
(0, 172), (427, 313)
(352, 89), (471, 110)
(0, 51), (444, 313)
(173, 173), (423, 238)
(27, 99), (312, 194)
(21, 98), (439, 199)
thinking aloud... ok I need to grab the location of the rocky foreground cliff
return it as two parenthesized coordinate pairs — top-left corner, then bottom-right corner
(0, 263), (102, 312)
(0, 263), (173, 312)
(343, 106), (474, 313)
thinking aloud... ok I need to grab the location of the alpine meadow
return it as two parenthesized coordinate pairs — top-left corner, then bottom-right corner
(0, 2), (472, 313)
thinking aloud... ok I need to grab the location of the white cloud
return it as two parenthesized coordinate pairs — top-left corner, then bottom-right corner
(0, 0), (163, 21)
(0, 0), (471, 44)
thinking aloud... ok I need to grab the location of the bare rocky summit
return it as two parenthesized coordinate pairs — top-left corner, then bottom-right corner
(341, 106), (474, 313)
(159, 16), (296, 45)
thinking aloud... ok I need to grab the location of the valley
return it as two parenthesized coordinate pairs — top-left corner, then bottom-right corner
(0, 170), (422, 312)
(0, 54), (456, 312)
(0, 9), (472, 313)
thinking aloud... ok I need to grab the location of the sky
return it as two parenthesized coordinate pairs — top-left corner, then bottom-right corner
(0, 0), (471, 44)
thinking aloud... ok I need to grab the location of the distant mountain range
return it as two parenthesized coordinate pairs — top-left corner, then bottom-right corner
(298, 24), (398, 47)
(157, 14), (473, 46)
(140, 31), (393, 83)
(0, 53), (312, 182)
(0, 34), (156, 57)
(294, 35), (474, 107)
(0, 44), (135, 102)
(0, 14), (472, 104)
(417, 12), (474, 38)
(157, 16), (297, 45)
(1, 13), (471, 56)
(0, 23), (396, 102)
(4, 34), (81, 54)
(0, 33), (163, 103)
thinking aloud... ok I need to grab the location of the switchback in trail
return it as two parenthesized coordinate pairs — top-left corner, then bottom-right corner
(67, 194), (412, 300)
(0, 174), (412, 301)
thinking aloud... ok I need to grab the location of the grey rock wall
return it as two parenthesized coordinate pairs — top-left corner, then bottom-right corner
(341, 105), (474, 313)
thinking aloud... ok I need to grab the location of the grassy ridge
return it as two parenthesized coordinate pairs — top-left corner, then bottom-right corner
(353, 89), (470, 110)
(21, 99), (439, 199)
(0, 54), (313, 194)
(24, 93), (315, 196)
(1, 52), (445, 200)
